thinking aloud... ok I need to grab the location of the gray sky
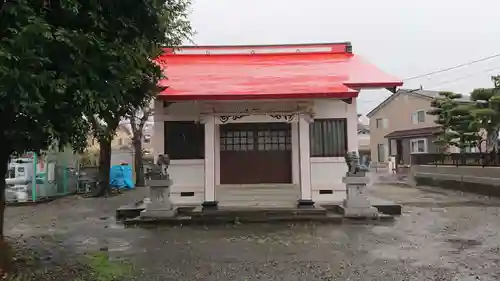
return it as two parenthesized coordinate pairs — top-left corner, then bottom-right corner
(188, 0), (500, 114)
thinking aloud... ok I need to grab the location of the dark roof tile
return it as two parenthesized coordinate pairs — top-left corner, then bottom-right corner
(385, 126), (441, 139)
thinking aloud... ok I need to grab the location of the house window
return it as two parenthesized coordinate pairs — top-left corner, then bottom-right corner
(220, 130), (255, 151)
(377, 143), (386, 162)
(411, 110), (426, 124)
(118, 138), (123, 146)
(220, 128), (292, 152)
(410, 138), (427, 153)
(375, 118), (388, 129)
(310, 118), (347, 157)
(164, 121), (204, 159)
(256, 129), (291, 151)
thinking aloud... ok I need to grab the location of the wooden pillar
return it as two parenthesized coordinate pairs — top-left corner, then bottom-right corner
(297, 113), (314, 207)
(202, 115), (218, 209)
(346, 98), (359, 153)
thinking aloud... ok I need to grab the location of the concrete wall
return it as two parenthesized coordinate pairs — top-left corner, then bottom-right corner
(152, 98), (355, 205)
(410, 165), (500, 196)
(310, 99), (353, 203)
(358, 132), (370, 152)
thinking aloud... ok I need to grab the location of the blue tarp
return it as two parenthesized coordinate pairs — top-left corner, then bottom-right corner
(109, 164), (134, 189)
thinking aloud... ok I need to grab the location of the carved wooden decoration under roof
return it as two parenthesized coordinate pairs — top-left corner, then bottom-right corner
(200, 100), (313, 115)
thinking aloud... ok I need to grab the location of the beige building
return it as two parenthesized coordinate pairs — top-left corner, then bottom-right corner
(357, 122), (370, 156)
(367, 89), (472, 166)
(141, 122), (154, 155)
(86, 122), (154, 154)
(87, 124), (133, 152)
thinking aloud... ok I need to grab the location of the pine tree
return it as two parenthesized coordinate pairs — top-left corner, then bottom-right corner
(449, 104), (484, 152)
(470, 75), (500, 152)
(427, 92), (463, 152)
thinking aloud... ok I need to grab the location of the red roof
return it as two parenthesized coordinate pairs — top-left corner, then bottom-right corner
(155, 43), (402, 101)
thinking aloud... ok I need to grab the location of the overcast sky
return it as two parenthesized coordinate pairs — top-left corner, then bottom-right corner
(187, 0), (500, 115)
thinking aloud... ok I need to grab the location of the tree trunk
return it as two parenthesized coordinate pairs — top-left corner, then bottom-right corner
(0, 170), (5, 242)
(133, 138), (145, 187)
(95, 138), (112, 197)
(0, 149), (11, 274)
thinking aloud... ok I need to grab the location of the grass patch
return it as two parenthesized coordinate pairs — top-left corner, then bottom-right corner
(84, 252), (135, 281)
(4, 246), (134, 281)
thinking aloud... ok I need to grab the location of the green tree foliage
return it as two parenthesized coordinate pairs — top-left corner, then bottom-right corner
(428, 76), (500, 153)
(0, 0), (89, 272)
(449, 104), (484, 152)
(0, 0), (192, 272)
(83, 0), (192, 196)
(427, 92), (462, 152)
(470, 75), (500, 152)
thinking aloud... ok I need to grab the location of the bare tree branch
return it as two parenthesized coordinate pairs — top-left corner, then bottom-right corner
(130, 106), (153, 139)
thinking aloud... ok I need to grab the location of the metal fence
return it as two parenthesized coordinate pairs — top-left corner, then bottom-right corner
(6, 149), (143, 202)
(6, 150), (80, 203)
(411, 153), (500, 167)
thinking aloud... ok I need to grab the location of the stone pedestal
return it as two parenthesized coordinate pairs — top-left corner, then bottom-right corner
(140, 178), (177, 218)
(342, 173), (379, 218)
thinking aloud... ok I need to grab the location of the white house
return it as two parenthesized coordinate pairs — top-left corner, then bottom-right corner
(152, 43), (402, 209)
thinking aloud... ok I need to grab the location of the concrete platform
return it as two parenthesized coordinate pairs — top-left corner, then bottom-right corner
(328, 205), (395, 222)
(191, 205), (334, 223)
(371, 198), (403, 215)
(116, 200), (145, 220)
(116, 201), (197, 220)
(321, 198), (402, 216)
(122, 206), (344, 226)
(115, 187), (400, 225)
(118, 203), (397, 226)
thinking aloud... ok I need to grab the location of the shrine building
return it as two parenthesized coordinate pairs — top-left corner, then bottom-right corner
(152, 42), (402, 209)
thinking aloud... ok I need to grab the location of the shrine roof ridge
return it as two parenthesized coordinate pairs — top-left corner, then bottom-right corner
(162, 42), (353, 56)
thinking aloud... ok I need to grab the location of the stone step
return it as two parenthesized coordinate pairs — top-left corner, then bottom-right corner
(192, 206), (329, 218)
(217, 190), (298, 196)
(217, 194), (298, 200)
(217, 189), (299, 195)
(217, 198), (298, 205)
(217, 189), (298, 194)
(219, 202), (296, 208)
(218, 197), (297, 202)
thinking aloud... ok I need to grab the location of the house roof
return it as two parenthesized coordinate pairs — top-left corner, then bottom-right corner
(358, 122), (370, 133)
(385, 126), (441, 139)
(154, 43), (402, 101)
(366, 88), (470, 117)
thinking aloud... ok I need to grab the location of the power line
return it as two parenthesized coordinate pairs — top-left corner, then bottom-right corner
(358, 64), (500, 108)
(403, 53), (500, 81)
(425, 65), (500, 89)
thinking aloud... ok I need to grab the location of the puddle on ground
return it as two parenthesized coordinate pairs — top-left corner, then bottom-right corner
(9, 224), (33, 235)
(73, 236), (100, 248)
(446, 238), (482, 249)
(67, 235), (132, 253)
(107, 238), (132, 252)
(370, 240), (448, 265)
(107, 221), (126, 230)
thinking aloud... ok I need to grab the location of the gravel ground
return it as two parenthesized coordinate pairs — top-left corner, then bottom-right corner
(5, 178), (500, 280)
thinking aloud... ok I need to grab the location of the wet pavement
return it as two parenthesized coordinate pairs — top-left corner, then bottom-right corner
(5, 178), (500, 280)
